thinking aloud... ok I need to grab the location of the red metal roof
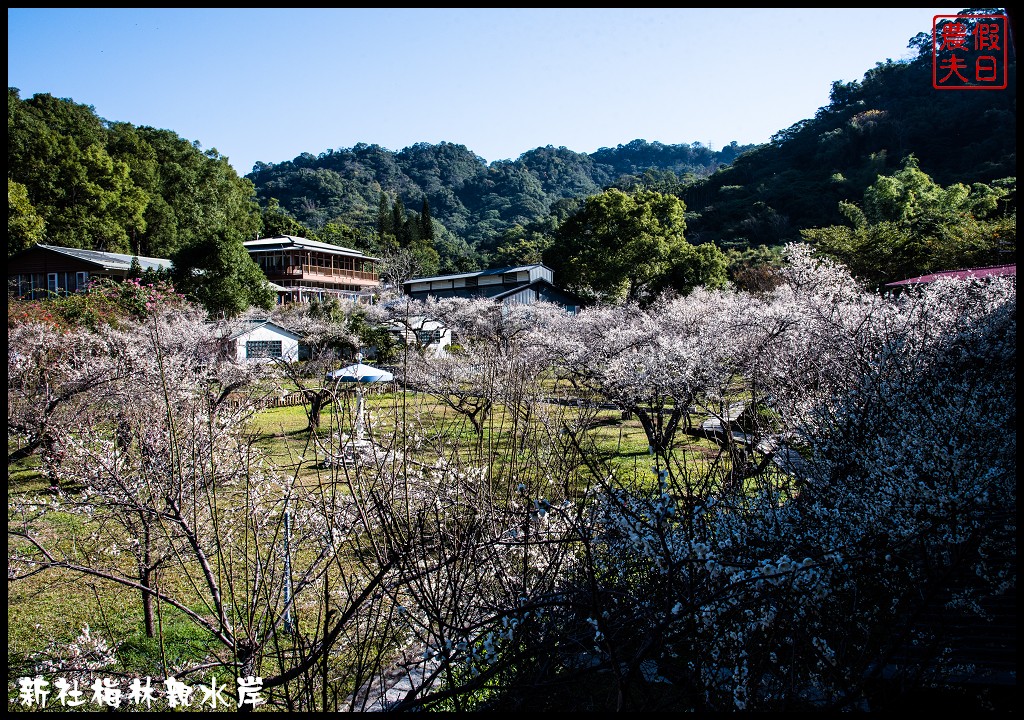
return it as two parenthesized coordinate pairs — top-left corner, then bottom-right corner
(885, 264), (1016, 287)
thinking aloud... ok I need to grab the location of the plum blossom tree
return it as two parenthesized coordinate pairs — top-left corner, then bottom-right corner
(339, 298), (589, 711)
(7, 321), (130, 475)
(7, 277), (191, 469)
(479, 244), (1015, 711)
(8, 242), (1014, 711)
(265, 297), (395, 430)
(396, 297), (565, 449)
(12, 308), (255, 613)
(8, 306), (360, 699)
(539, 291), (753, 459)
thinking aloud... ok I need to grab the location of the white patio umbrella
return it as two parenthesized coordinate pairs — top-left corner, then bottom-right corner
(325, 353), (394, 440)
(325, 361), (395, 384)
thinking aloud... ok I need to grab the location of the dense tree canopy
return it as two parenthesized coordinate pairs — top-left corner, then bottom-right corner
(8, 89), (263, 261)
(545, 188), (726, 304)
(171, 229), (275, 317)
(801, 156), (1016, 286)
(8, 90), (148, 253)
(8, 8), (1015, 306)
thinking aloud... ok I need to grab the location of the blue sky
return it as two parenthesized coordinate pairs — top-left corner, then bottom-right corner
(9, 8), (967, 176)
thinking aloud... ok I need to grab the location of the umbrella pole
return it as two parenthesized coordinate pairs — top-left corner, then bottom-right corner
(355, 385), (365, 441)
(354, 351), (364, 441)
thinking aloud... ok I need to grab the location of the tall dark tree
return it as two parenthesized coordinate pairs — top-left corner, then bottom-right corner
(392, 197), (407, 246)
(376, 191), (393, 239)
(403, 210), (422, 247)
(420, 197), (435, 242)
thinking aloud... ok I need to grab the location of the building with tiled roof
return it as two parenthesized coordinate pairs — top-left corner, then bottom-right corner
(7, 243), (173, 299)
(402, 264), (584, 312)
(243, 235), (379, 303)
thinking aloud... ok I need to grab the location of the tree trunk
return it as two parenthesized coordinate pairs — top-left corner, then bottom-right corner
(304, 389), (333, 431)
(140, 523), (156, 637)
(635, 406), (683, 455)
(40, 433), (63, 488)
(141, 565), (156, 638)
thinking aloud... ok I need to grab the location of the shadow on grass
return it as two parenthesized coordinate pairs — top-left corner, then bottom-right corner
(6, 459), (87, 495)
(272, 426), (317, 439)
(117, 618), (222, 680)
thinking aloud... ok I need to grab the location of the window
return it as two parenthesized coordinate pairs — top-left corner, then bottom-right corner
(464, 276), (478, 287)
(75, 271), (89, 292)
(416, 329), (443, 345)
(246, 340), (283, 359)
(47, 273), (59, 293)
(502, 272), (520, 285)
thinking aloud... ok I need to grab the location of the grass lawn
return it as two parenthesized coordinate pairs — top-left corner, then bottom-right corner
(247, 388), (729, 494)
(8, 384), (747, 708)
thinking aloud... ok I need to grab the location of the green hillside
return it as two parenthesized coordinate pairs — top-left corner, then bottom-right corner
(8, 12), (1016, 291)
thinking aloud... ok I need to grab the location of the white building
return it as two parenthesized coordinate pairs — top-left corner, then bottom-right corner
(227, 319), (302, 363)
(389, 316), (452, 356)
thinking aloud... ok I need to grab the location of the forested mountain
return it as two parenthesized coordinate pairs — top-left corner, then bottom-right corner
(681, 29), (1017, 249)
(245, 25), (1015, 265)
(8, 12), (1016, 291)
(245, 139), (748, 267)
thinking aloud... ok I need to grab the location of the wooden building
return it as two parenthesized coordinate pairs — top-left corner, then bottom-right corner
(244, 235), (380, 303)
(7, 244), (172, 300)
(402, 264), (582, 312)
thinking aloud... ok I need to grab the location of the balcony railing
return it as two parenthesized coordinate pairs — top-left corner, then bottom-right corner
(270, 265), (379, 284)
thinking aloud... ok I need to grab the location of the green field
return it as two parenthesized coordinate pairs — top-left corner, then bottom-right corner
(8, 384), (743, 711)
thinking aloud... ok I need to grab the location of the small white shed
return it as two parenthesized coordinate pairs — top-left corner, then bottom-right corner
(390, 317), (452, 356)
(229, 319), (302, 363)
